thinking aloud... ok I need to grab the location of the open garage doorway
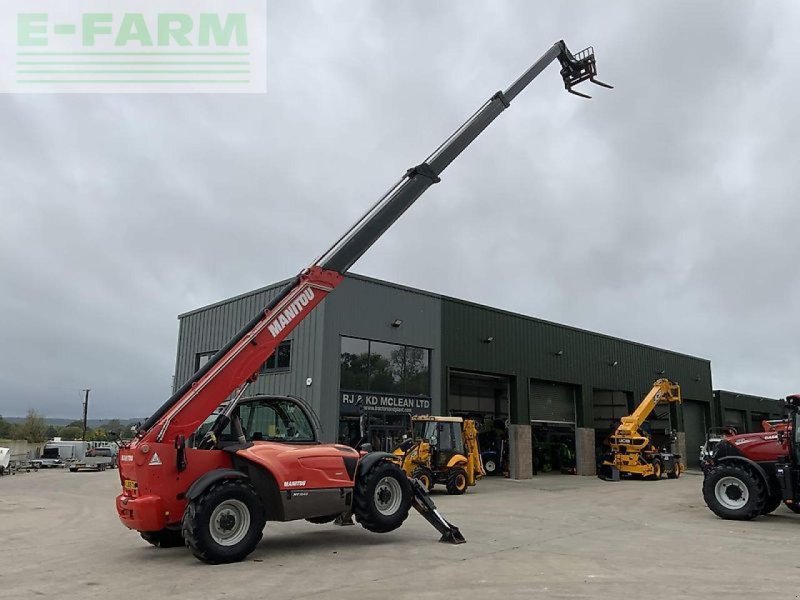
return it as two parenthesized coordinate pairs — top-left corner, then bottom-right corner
(530, 379), (578, 475)
(448, 370), (510, 476)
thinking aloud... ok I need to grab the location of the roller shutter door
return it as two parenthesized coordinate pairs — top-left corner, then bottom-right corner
(530, 380), (576, 423)
(682, 400), (707, 469)
(723, 409), (746, 432)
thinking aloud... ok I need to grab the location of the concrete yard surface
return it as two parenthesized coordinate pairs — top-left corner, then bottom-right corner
(1, 469), (798, 600)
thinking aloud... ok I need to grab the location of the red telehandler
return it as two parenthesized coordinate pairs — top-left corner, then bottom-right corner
(116, 41), (611, 563)
(703, 394), (800, 520)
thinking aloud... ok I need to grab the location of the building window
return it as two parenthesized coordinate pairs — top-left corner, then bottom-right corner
(195, 350), (217, 372)
(339, 336), (430, 396)
(260, 340), (292, 374)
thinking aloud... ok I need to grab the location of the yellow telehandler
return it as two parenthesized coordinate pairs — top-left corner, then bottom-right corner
(394, 416), (485, 495)
(599, 379), (685, 481)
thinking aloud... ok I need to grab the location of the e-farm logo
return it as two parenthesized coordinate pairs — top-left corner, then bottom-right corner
(1, 0), (266, 93)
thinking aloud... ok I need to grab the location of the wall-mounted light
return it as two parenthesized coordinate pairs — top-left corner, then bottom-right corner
(657, 369), (666, 375)
(609, 360), (619, 367)
(483, 336), (495, 344)
(390, 319), (403, 328)
(554, 350), (564, 357)
(305, 377), (313, 387)
(693, 376), (702, 382)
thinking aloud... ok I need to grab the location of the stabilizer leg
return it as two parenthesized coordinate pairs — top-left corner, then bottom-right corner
(409, 478), (466, 544)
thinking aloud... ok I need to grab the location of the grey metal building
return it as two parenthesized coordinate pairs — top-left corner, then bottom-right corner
(174, 273), (717, 477)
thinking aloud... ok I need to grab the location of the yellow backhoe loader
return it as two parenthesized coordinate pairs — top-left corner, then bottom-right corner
(394, 416), (485, 495)
(599, 379), (685, 481)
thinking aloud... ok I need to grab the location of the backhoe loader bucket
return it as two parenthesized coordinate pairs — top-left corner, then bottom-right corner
(409, 478), (466, 544)
(559, 46), (613, 98)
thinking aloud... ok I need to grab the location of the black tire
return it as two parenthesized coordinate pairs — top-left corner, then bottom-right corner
(140, 528), (184, 548)
(305, 515), (338, 525)
(182, 479), (266, 564)
(667, 462), (681, 479)
(762, 492), (783, 515)
(785, 502), (800, 514)
(702, 463), (766, 521)
(353, 461), (412, 534)
(483, 458), (497, 476)
(69, 467), (78, 472)
(445, 467), (468, 495)
(411, 466), (434, 491)
(649, 459), (663, 481)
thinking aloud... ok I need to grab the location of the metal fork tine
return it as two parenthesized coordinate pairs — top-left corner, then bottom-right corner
(590, 77), (614, 89)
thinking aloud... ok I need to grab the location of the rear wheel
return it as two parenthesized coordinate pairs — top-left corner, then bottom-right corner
(483, 458), (497, 475)
(667, 462), (681, 479)
(353, 461), (411, 534)
(446, 467), (468, 495)
(140, 528), (184, 548)
(182, 479), (266, 564)
(411, 466), (434, 491)
(702, 464), (766, 521)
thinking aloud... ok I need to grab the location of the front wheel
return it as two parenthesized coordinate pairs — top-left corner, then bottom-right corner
(762, 492), (783, 515)
(702, 464), (766, 521)
(182, 479), (266, 564)
(353, 461), (412, 534)
(483, 458), (497, 475)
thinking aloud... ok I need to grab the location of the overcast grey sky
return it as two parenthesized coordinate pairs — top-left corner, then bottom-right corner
(1, 0), (798, 418)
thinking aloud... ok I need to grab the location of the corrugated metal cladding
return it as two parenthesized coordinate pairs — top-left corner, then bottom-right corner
(174, 278), (327, 419)
(440, 298), (713, 428)
(530, 380), (577, 422)
(713, 390), (784, 433)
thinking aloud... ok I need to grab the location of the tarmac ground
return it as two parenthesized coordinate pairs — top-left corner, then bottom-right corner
(1, 468), (797, 599)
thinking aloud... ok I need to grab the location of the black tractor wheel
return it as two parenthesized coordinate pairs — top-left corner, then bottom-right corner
(649, 459), (663, 481)
(446, 467), (468, 495)
(785, 502), (800, 514)
(761, 492), (783, 515)
(411, 466), (434, 491)
(140, 528), (184, 548)
(702, 463), (766, 521)
(182, 479), (266, 564)
(666, 462), (681, 479)
(305, 514), (339, 524)
(353, 461), (412, 534)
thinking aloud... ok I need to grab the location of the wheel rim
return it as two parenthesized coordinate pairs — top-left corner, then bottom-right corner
(374, 476), (403, 516)
(485, 460), (496, 472)
(209, 499), (251, 546)
(714, 476), (749, 510)
(458, 475), (466, 489)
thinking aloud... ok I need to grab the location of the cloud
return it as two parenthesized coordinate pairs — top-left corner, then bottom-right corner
(1, 0), (797, 417)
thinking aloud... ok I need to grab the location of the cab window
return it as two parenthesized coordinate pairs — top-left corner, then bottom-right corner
(238, 399), (315, 443)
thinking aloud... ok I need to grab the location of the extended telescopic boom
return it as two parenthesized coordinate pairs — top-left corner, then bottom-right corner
(139, 40), (611, 444)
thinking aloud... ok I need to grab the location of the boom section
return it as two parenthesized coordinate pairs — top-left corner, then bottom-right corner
(617, 378), (682, 436)
(140, 267), (342, 444)
(137, 40), (610, 444)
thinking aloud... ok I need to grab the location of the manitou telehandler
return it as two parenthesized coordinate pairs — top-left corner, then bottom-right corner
(599, 379), (684, 481)
(703, 394), (800, 520)
(116, 40), (611, 564)
(395, 416), (485, 495)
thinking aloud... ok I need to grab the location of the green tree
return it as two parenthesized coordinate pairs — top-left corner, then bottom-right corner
(0, 415), (12, 439)
(18, 409), (47, 443)
(90, 428), (108, 442)
(45, 425), (59, 440)
(59, 426), (83, 440)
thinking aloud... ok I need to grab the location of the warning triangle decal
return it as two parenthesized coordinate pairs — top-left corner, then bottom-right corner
(149, 452), (162, 466)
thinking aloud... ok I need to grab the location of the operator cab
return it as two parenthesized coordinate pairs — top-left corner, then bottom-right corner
(413, 417), (465, 468)
(193, 395), (321, 449)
